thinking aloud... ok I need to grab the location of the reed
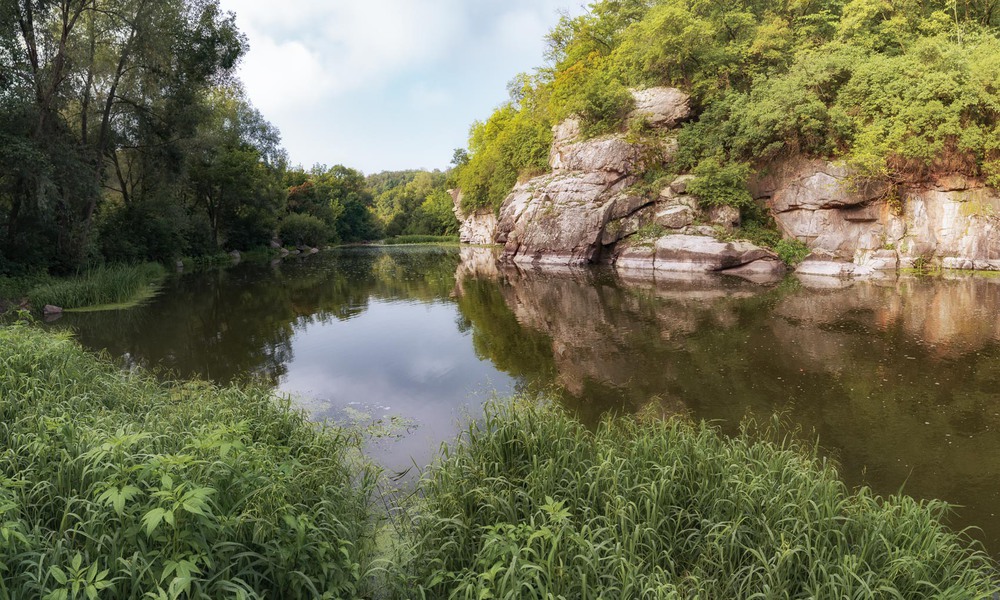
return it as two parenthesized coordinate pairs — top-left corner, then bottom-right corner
(390, 399), (999, 599)
(381, 235), (460, 246)
(0, 324), (377, 599)
(27, 263), (167, 311)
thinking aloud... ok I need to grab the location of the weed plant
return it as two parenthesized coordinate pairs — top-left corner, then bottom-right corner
(27, 264), (167, 311)
(391, 400), (998, 599)
(0, 325), (377, 599)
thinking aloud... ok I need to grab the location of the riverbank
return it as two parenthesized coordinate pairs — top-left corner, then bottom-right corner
(0, 248), (299, 314)
(0, 324), (995, 597)
(0, 263), (166, 315)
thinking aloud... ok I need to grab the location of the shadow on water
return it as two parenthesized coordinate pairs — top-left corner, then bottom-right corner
(48, 245), (1000, 557)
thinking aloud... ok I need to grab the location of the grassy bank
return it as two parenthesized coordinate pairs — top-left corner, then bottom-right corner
(23, 263), (167, 312)
(0, 324), (377, 599)
(381, 235), (460, 246)
(0, 326), (996, 598)
(389, 401), (998, 599)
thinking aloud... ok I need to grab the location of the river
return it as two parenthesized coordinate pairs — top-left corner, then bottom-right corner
(44, 245), (1000, 556)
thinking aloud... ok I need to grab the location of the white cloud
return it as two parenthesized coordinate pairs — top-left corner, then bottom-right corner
(236, 35), (330, 113)
(217, 0), (589, 171)
(223, 0), (463, 110)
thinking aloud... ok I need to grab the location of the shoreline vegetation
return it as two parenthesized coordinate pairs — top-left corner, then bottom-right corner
(381, 235), (461, 246)
(0, 324), (995, 598)
(0, 247), (301, 314)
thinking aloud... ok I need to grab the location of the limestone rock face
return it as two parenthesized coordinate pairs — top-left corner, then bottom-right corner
(451, 190), (498, 245)
(756, 157), (888, 212)
(496, 172), (636, 264)
(756, 157), (1000, 276)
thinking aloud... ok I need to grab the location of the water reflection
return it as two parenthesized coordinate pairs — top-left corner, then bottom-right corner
(49, 246), (1000, 556)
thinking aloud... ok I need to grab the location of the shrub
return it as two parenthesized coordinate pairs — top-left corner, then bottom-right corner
(278, 212), (330, 248)
(570, 69), (635, 137)
(688, 157), (754, 209)
(454, 103), (552, 212)
(390, 400), (997, 598)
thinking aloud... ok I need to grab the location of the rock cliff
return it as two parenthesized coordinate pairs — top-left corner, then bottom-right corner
(492, 87), (784, 278)
(754, 157), (1000, 276)
(450, 190), (497, 245)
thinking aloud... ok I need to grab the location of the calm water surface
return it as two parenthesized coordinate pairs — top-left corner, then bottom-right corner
(46, 246), (1000, 556)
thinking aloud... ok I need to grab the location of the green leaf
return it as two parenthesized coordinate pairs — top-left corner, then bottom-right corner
(142, 508), (167, 536)
(50, 566), (68, 585)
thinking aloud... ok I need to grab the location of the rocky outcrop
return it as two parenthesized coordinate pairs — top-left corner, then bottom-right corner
(493, 87), (781, 277)
(451, 190), (498, 245)
(754, 157), (1000, 276)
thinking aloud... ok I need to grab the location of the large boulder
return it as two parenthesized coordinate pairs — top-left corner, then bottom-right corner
(613, 234), (784, 278)
(628, 87), (692, 129)
(496, 172), (636, 264)
(549, 117), (644, 178)
(497, 87), (760, 271)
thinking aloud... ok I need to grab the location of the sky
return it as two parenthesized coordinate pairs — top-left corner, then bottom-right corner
(216, 0), (588, 175)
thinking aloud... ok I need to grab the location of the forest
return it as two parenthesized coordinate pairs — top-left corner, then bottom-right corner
(0, 0), (455, 277)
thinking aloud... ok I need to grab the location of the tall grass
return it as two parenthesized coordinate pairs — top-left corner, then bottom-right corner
(0, 325), (377, 599)
(390, 400), (998, 599)
(381, 235), (460, 246)
(27, 263), (167, 310)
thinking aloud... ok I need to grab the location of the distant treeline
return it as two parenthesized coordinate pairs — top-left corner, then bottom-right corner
(0, 1), (456, 276)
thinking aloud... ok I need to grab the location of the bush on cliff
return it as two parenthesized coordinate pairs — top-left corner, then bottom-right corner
(452, 0), (1000, 211)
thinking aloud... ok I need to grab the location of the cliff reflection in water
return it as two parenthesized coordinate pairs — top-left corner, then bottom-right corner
(453, 251), (1000, 555)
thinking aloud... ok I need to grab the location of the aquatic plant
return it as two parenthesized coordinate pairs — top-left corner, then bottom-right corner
(0, 324), (377, 599)
(26, 263), (167, 311)
(391, 399), (998, 599)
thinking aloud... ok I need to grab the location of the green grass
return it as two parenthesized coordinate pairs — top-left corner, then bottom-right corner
(381, 235), (460, 246)
(0, 324), (377, 599)
(26, 263), (167, 312)
(389, 400), (998, 599)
